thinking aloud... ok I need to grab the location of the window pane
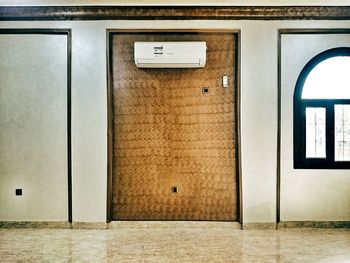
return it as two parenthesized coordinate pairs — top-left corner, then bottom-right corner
(306, 107), (326, 158)
(335, 105), (350, 161)
(302, 56), (350, 99)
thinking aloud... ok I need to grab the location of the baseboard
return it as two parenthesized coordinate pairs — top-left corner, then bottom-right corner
(243, 222), (277, 230)
(278, 221), (350, 229)
(72, 222), (108, 229)
(2, 220), (348, 230)
(0, 221), (108, 229)
(0, 221), (71, 229)
(109, 221), (242, 229)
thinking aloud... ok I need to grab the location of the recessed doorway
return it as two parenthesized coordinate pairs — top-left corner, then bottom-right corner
(107, 30), (241, 221)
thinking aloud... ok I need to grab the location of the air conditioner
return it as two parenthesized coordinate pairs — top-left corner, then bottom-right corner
(134, 41), (207, 68)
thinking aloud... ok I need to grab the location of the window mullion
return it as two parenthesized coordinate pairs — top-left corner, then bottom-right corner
(326, 103), (335, 165)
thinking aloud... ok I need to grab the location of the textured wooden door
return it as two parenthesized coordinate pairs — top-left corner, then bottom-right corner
(110, 32), (239, 221)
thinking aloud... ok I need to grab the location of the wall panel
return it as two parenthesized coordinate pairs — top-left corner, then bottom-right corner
(0, 33), (68, 221)
(280, 33), (350, 221)
(109, 32), (239, 221)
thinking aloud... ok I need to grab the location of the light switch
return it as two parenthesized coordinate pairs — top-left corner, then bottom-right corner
(222, 75), (229, 88)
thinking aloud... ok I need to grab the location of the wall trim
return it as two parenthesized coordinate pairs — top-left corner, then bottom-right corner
(276, 28), (350, 225)
(243, 222), (277, 230)
(2, 221), (349, 229)
(106, 29), (242, 224)
(109, 221), (242, 229)
(0, 28), (72, 223)
(0, 6), (350, 21)
(278, 221), (350, 228)
(72, 222), (108, 229)
(0, 221), (71, 229)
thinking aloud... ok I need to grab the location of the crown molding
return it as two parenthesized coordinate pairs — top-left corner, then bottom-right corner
(0, 5), (349, 20)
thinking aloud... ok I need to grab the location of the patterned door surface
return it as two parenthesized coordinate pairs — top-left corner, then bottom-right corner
(110, 32), (239, 221)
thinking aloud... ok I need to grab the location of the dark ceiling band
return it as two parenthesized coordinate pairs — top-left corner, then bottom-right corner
(0, 6), (350, 21)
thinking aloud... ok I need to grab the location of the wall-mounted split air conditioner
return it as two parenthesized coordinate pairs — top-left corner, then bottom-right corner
(134, 41), (207, 68)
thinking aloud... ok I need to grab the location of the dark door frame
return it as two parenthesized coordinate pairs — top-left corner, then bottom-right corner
(0, 28), (72, 223)
(106, 29), (242, 224)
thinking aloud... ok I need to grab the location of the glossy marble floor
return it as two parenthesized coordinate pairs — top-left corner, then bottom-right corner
(0, 227), (349, 263)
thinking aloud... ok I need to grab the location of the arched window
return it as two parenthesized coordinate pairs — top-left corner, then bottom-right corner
(294, 47), (350, 169)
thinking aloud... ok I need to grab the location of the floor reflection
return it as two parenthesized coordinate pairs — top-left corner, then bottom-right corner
(0, 227), (349, 262)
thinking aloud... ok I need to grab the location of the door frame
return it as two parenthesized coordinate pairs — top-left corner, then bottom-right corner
(276, 28), (350, 225)
(106, 29), (242, 224)
(0, 28), (72, 223)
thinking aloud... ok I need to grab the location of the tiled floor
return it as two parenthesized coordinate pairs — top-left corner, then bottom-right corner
(0, 227), (349, 262)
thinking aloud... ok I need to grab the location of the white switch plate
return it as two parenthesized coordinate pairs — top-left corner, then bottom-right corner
(222, 75), (228, 88)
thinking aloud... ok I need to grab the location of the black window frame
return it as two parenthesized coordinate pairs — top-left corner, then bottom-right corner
(294, 47), (350, 169)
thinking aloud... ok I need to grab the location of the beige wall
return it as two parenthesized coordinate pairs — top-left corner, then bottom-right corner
(0, 34), (68, 221)
(281, 34), (350, 221)
(0, 19), (349, 223)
